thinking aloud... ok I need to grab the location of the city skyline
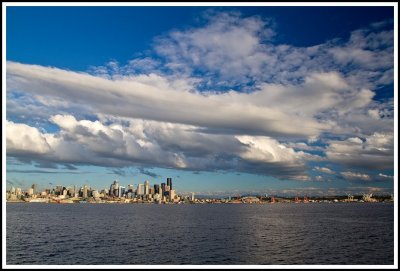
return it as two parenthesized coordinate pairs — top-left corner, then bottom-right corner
(5, 5), (396, 197)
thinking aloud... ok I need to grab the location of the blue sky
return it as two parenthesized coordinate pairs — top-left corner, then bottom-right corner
(5, 5), (395, 196)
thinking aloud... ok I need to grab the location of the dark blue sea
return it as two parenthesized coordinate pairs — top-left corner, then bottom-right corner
(6, 203), (394, 265)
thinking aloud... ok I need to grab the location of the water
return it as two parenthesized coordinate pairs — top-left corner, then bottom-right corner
(6, 203), (394, 265)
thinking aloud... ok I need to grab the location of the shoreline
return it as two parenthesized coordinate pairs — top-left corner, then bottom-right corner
(6, 200), (393, 204)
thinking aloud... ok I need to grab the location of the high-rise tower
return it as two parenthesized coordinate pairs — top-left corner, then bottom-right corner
(167, 178), (172, 190)
(144, 180), (150, 195)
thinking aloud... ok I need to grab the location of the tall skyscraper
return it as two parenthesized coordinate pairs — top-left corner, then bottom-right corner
(161, 183), (166, 193)
(83, 185), (88, 198)
(119, 186), (125, 198)
(154, 184), (160, 194)
(144, 180), (150, 195)
(56, 185), (63, 195)
(110, 180), (119, 197)
(137, 184), (144, 195)
(167, 178), (172, 190)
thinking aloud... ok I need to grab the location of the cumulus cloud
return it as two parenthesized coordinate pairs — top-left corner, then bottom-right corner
(6, 121), (52, 155)
(235, 135), (322, 181)
(152, 12), (393, 92)
(154, 11), (275, 84)
(326, 132), (394, 170)
(6, 116), (316, 181)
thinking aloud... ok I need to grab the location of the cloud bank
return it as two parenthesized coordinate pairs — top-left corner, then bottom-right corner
(6, 11), (394, 184)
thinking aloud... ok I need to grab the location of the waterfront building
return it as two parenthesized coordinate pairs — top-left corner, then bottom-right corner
(127, 192), (133, 199)
(55, 185), (63, 195)
(155, 193), (162, 203)
(161, 183), (166, 193)
(191, 192), (195, 202)
(27, 188), (34, 196)
(31, 184), (38, 195)
(92, 190), (100, 199)
(15, 188), (22, 196)
(170, 190), (175, 202)
(68, 187), (75, 197)
(83, 185), (89, 198)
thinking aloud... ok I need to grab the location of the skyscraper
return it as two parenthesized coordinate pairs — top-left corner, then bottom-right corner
(137, 184), (144, 195)
(164, 185), (170, 197)
(110, 180), (119, 197)
(167, 178), (172, 190)
(154, 184), (160, 194)
(31, 184), (38, 195)
(83, 185), (88, 198)
(144, 180), (150, 195)
(119, 186), (126, 198)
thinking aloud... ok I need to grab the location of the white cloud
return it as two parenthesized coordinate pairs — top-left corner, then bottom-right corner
(155, 11), (275, 83)
(313, 166), (335, 174)
(7, 61), (337, 138)
(236, 135), (310, 163)
(235, 135), (319, 181)
(341, 171), (394, 183)
(6, 121), (52, 155)
(282, 142), (324, 151)
(341, 171), (371, 181)
(6, 116), (317, 181)
(151, 12), (393, 93)
(326, 132), (394, 170)
(378, 173), (394, 180)
(9, 58), (389, 141)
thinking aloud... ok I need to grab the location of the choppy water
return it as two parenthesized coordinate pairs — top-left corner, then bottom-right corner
(6, 203), (394, 265)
